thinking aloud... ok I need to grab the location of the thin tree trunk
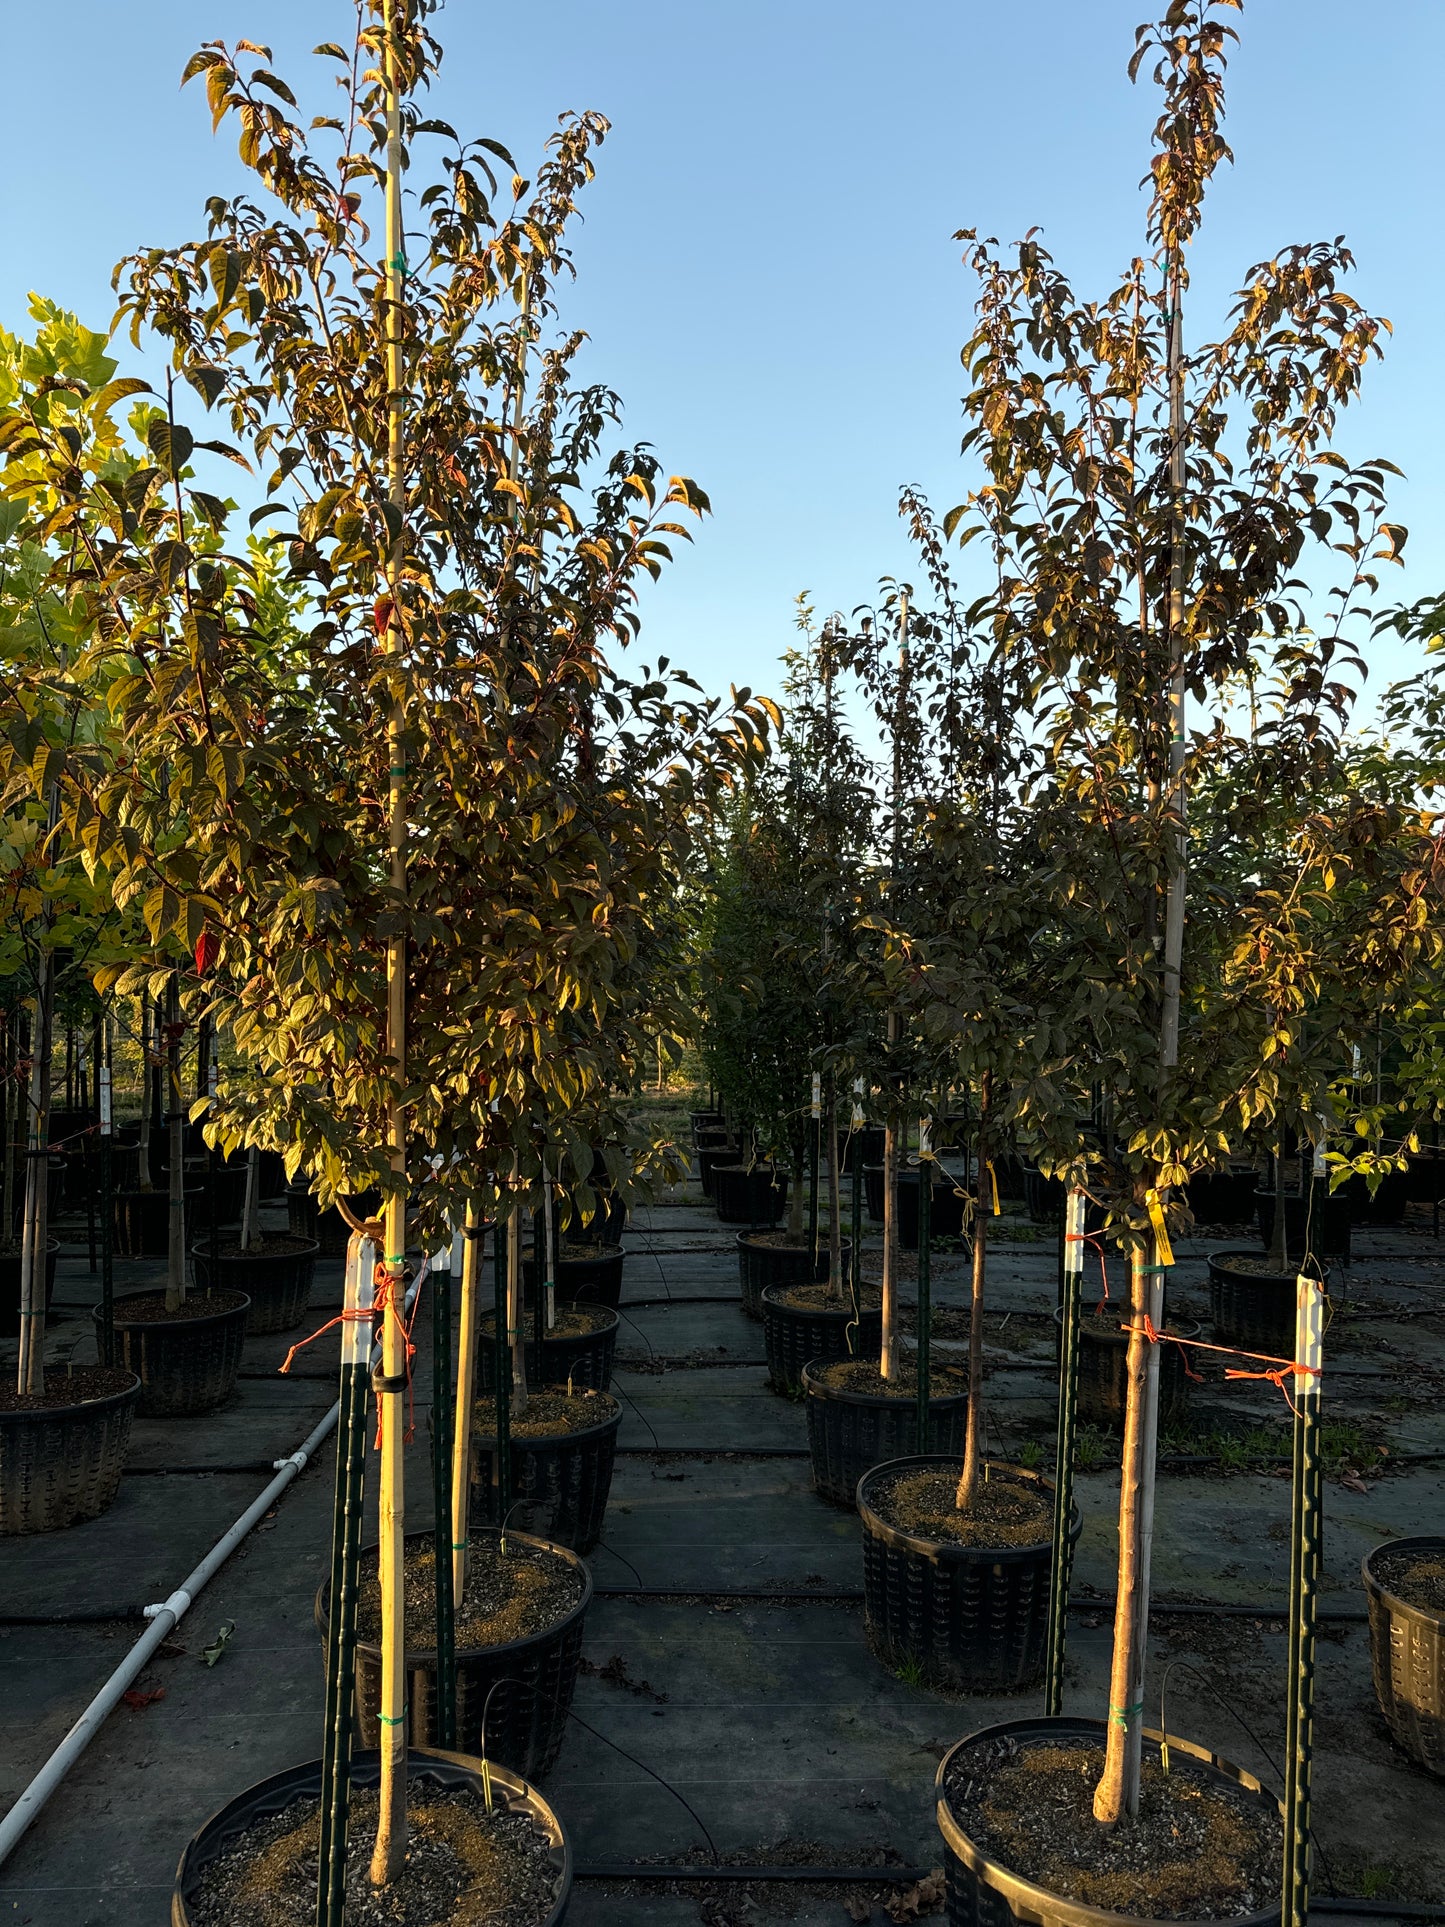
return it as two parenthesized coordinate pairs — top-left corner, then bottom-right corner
(137, 996), (153, 1194)
(451, 1201), (482, 1604)
(240, 1144), (261, 1255)
(825, 1075), (842, 1301)
(787, 1150), (805, 1243)
(507, 1156), (528, 1416)
(955, 1072), (991, 1510)
(2, 1010), (16, 1251)
(164, 981), (186, 1314)
(370, 0), (411, 1881)
(879, 1035), (900, 1380)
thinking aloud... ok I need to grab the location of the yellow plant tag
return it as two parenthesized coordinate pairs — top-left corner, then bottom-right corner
(1147, 1188), (1174, 1267)
(987, 1160), (1000, 1216)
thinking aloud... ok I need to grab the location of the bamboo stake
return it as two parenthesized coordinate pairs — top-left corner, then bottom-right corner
(808, 1072), (821, 1271)
(542, 1156), (556, 1334)
(492, 1192), (513, 1525)
(879, 592), (910, 1382)
(1094, 1236), (1152, 1823)
(915, 1115), (932, 1446)
(16, 952), (55, 1396)
(451, 1201), (483, 1604)
(506, 1156), (527, 1414)
(370, 0), (411, 1883)
(825, 1075), (842, 1303)
(955, 1073), (992, 1511)
(430, 1236), (456, 1749)
(98, 1021), (114, 1368)
(1046, 1185), (1086, 1715)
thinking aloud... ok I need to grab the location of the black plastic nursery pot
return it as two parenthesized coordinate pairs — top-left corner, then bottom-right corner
(165, 1158), (249, 1229)
(713, 1162), (787, 1226)
(803, 1362), (968, 1508)
(760, 1283), (881, 1394)
(1053, 1307), (1199, 1431)
(858, 1457), (1078, 1693)
(1183, 1164), (1261, 1226)
(689, 1107), (725, 1138)
(470, 1392), (621, 1554)
(189, 1236), (320, 1336)
(863, 1163), (885, 1221)
(1362, 1536), (1445, 1777)
(736, 1232), (851, 1320)
(97, 1289), (249, 1417)
(842, 1124), (886, 1174)
(171, 1745), (572, 1927)
(696, 1140), (740, 1200)
(1023, 1163), (1064, 1223)
(523, 1245), (624, 1312)
(316, 1528), (592, 1778)
(1339, 1167), (1411, 1226)
(111, 1187), (205, 1259)
(0, 1238), (59, 1340)
(1208, 1248), (1323, 1355)
(934, 1717), (1283, 1927)
(0, 1368), (140, 1535)
(898, 1168), (968, 1248)
(558, 1185), (627, 1246)
(1254, 1186), (1351, 1266)
(479, 1304), (618, 1393)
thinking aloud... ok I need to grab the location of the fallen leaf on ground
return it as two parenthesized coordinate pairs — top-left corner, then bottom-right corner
(845, 1896), (871, 1923)
(121, 1688), (166, 1710)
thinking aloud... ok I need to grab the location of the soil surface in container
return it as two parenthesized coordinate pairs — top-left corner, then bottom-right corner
(472, 1389), (619, 1440)
(356, 1535), (585, 1649)
(744, 1231), (824, 1250)
(482, 1304), (610, 1342)
(771, 1280), (882, 1314)
(867, 1465), (1051, 1548)
(943, 1734), (1281, 1920)
(0, 1364), (135, 1413)
(111, 1289), (247, 1322)
(202, 1234), (314, 1260)
(812, 1358), (967, 1399)
(188, 1785), (560, 1927)
(1374, 1549), (1445, 1615)
(1213, 1255), (1296, 1277)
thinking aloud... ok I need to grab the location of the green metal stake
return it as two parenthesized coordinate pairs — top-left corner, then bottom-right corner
(1046, 1185), (1086, 1717)
(492, 1195), (513, 1527)
(430, 1244), (457, 1749)
(97, 1044), (114, 1369)
(915, 1117), (932, 1448)
(808, 1072), (821, 1272)
(316, 1230), (376, 1927)
(1282, 1271), (1324, 1927)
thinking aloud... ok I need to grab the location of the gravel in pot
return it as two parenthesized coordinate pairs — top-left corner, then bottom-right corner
(173, 1747), (571, 1927)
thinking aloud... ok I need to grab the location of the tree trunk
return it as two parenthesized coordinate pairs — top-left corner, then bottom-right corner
(2, 1009), (17, 1253)
(955, 1072), (991, 1511)
(137, 995), (154, 1194)
(787, 1149), (805, 1243)
(240, 1144), (261, 1254)
(507, 1158), (528, 1416)
(879, 1074), (900, 1379)
(164, 980), (186, 1314)
(17, 958), (55, 1396)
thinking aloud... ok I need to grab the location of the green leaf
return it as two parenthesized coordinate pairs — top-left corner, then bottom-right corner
(147, 419), (195, 477)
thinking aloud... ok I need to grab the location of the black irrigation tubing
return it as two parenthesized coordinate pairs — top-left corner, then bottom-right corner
(590, 1583), (1371, 1621)
(122, 1462), (280, 1477)
(615, 1444), (809, 1458)
(621, 1294), (746, 1310)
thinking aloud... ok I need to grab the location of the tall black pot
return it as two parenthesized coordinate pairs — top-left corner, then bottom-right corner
(97, 1289), (249, 1417)
(1053, 1307), (1199, 1431)
(0, 1238), (59, 1340)
(189, 1237), (319, 1335)
(1362, 1536), (1445, 1777)
(713, 1163), (787, 1227)
(0, 1368), (140, 1535)
(480, 1304), (618, 1392)
(315, 1528), (591, 1778)
(469, 1393), (621, 1553)
(803, 1363), (968, 1507)
(760, 1285), (881, 1394)
(858, 1457), (1077, 1692)
(935, 1718), (1283, 1927)
(1208, 1248), (1324, 1355)
(735, 1232), (850, 1319)
(898, 1168), (968, 1248)
(1254, 1186), (1351, 1266)
(523, 1245), (624, 1312)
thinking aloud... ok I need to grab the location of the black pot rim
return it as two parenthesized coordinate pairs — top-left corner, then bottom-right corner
(737, 1230), (853, 1254)
(0, 1368), (141, 1425)
(95, 1288), (251, 1332)
(0, 1236), (61, 1258)
(471, 1390), (622, 1451)
(1362, 1534), (1445, 1634)
(760, 1283), (872, 1320)
(187, 1236), (320, 1264)
(173, 1745), (571, 1927)
(482, 1302), (619, 1338)
(934, 1715), (1281, 1927)
(857, 1454), (1073, 1560)
(317, 1525), (593, 1666)
(1207, 1247), (1327, 1286)
(1053, 1307), (1203, 1350)
(801, 1358), (966, 1410)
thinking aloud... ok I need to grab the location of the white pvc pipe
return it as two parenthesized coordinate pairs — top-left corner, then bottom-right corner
(0, 1402), (339, 1868)
(0, 1274), (425, 1870)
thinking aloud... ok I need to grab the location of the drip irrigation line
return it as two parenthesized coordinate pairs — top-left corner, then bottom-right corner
(122, 1462), (278, 1477)
(611, 1381), (661, 1450)
(575, 1863), (931, 1884)
(622, 1294), (745, 1310)
(615, 1444), (809, 1459)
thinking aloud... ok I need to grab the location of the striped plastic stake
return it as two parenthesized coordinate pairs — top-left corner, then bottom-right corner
(98, 1056), (114, 1368)
(492, 1192), (513, 1525)
(316, 1228), (377, 1927)
(809, 1072), (822, 1269)
(1046, 1186), (1086, 1716)
(1282, 1271), (1324, 1927)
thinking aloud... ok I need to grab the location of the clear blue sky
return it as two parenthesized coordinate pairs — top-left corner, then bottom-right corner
(4, 1), (1440, 709)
